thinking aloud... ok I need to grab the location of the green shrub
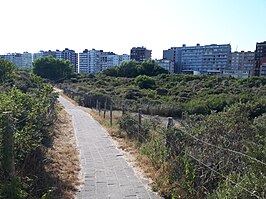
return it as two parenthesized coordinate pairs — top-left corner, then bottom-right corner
(135, 75), (156, 89)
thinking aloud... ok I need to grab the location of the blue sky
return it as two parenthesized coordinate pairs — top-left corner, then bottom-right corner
(0, 0), (265, 58)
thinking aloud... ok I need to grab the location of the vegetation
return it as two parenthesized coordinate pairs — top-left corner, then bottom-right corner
(135, 75), (156, 89)
(59, 72), (266, 198)
(102, 60), (169, 78)
(0, 59), (59, 198)
(33, 56), (73, 82)
(59, 73), (266, 118)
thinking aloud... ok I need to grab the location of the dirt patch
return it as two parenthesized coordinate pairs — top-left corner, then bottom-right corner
(45, 106), (81, 199)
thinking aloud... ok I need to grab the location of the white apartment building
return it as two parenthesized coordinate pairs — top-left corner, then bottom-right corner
(155, 59), (174, 73)
(21, 52), (33, 68)
(1, 52), (33, 68)
(33, 51), (44, 61)
(79, 49), (130, 74)
(79, 49), (102, 74)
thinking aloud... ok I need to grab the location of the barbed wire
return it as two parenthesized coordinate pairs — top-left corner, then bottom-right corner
(180, 128), (266, 167)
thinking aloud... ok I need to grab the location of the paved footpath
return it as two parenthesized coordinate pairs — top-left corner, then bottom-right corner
(59, 96), (162, 199)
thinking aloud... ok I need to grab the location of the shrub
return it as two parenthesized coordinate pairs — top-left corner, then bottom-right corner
(135, 75), (156, 89)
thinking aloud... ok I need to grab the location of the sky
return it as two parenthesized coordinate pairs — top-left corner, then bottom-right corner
(0, 0), (265, 59)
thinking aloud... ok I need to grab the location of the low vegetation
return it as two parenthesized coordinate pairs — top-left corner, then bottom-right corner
(59, 72), (266, 118)
(59, 67), (266, 198)
(0, 59), (79, 198)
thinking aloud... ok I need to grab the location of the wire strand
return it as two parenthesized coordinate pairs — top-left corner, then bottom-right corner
(180, 128), (266, 167)
(187, 152), (262, 199)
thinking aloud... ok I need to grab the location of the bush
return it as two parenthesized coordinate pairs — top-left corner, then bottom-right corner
(135, 75), (156, 89)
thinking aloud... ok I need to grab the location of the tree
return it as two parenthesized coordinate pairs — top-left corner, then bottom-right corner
(138, 60), (169, 76)
(135, 75), (156, 89)
(0, 59), (16, 82)
(102, 60), (169, 78)
(32, 56), (73, 82)
(102, 66), (119, 77)
(118, 60), (139, 77)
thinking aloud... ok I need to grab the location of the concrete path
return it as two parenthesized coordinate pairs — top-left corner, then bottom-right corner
(58, 96), (162, 199)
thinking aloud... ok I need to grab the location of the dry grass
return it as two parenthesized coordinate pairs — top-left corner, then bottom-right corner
(45, 106), (81, 199)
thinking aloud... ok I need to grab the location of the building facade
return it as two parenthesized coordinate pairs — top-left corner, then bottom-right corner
(259, 57), (266, 77)
(130, 47), (151, 62)
(155, 59), (174, 73)
(223, 51), (255, 78)
(61, 48), (78, 73)
(79, 49), (130, 74)
(255, 41), (266, 76)
(0, 52), (33, 68)
(163, 44), (231, 74)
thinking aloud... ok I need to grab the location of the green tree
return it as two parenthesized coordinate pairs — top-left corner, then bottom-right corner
(32, 56), (73, 81)
(102, 66), (118, 77)
(138, 60), (169, 76)
(0, 59), (16, 82)
(118, 60), (139, 77)
(135, 75), (156, 89)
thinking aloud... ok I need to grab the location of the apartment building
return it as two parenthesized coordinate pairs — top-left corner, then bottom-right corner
(130, 47), (151, 62)
(163, 44), (231, 74)
(61, 48), (78, 73)
(0, 52), (33, 68)
(259, 57), (266, 77)
(155, 59), (174, 73)
(255, 41), (266, 76)
(223, 51), (255, 78)
(79, 49), (130, 74)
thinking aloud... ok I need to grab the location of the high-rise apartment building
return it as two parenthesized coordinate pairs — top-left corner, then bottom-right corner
(223, 51), (255, 78)
(259, 57), (266, 77)
(79, 49), (103, 74)
(79, 49), (130, 74)
(130, 47), (151, 62)
(61, 48), (78, 73)
(163, 44), (231, 74)
(0, 52), (32, 68)
(254, 41), (266, 76)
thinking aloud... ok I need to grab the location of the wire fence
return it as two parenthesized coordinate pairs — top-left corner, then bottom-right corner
(61, 88), (266, 198)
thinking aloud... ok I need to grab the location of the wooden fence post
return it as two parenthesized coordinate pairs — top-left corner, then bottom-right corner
(167, 117), (174, 129)
(110, 103), (113, 126)
(98, 102), (101, 116)
(89, 96), (92, 109)
(122, 104), (125, 115)
(104, 100), (107, 119)
(96, 100), (98, 110)
(138, 108), (142, 136)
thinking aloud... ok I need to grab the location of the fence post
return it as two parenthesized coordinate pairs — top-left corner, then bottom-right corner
(2, 112), (15, 179)
(104, 100), (107, 119)
(138, 108), (142, 136)
(96, 100), (98, 110)
(167, 117), (174, 129)
(98, 102), (101, 116)
(122, 104), (125, 115)
(89, 96), (92, 108)
(110, 103), (113, 126)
